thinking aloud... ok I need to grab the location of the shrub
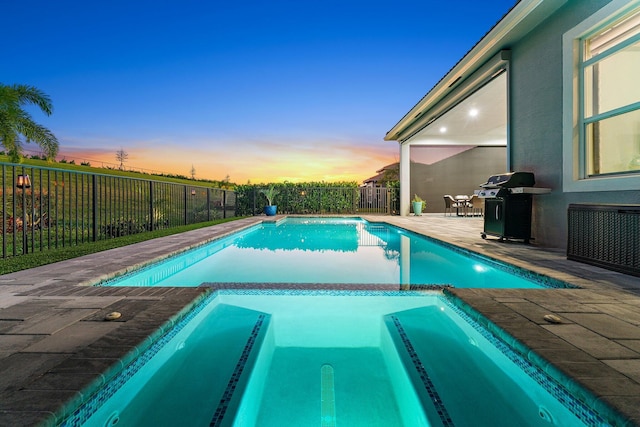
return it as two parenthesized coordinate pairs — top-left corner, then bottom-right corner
(101, 218), (147, 238)
(235, 181), (359, 216)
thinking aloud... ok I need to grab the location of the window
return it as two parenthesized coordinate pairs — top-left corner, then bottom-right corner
(563, 0), (640, 191)
(583, 10), (640, 176)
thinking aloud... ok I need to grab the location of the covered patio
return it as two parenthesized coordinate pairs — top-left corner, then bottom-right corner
(386, 51), (510, 217)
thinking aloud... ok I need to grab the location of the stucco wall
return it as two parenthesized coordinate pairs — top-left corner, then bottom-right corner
(410, 146), (506, 214)
(509, 0), (639, 249)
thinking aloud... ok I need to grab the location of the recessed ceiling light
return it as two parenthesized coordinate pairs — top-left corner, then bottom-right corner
(469, 109), (479, 117)
(440, 127), (447, 133)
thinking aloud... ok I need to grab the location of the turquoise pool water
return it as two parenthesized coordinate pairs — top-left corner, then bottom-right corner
(104, 217), (564, 288)
(61, 291), (611, 427)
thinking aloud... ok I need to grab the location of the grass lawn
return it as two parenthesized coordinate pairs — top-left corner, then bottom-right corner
(0, 217), (242, 275)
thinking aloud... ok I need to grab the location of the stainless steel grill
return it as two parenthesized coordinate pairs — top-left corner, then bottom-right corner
(479, 172), (550, 243)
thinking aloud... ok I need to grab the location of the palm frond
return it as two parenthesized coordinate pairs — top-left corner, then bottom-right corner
(0, 83), (59, 160)
(15, 116), (59, 159)
(7, 83), (54, 115)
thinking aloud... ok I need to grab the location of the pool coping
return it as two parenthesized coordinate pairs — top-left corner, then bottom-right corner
(1, 214), (640, 426)
(59, 289), (619, 426)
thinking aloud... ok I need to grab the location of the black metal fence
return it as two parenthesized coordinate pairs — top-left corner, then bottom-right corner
(1, 163), (236, 258)
(1, 162), (400, 259)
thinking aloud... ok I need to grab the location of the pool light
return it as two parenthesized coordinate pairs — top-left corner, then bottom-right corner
(473, 264), (487, 273)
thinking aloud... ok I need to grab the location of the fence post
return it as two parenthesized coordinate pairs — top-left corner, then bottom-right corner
(92, 174), (98, 241)
(21, 167), (28, 254)
(149, 180), (154, 231)
(353, 188), (357, 213)
(2, 165), (6, 257)
(252, 187), (256, 216)
(386, 187), (391, 215)
(207, 188), (211, 221)
(184, 186), (188, 225)
(223, 190), (227, 219)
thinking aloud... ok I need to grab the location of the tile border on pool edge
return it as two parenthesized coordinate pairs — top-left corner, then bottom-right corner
(390, 315), (455, 427)
(94, 217), (571, 290)
(201, 283), (454, 291)
(94, 224), (261, 287)
(212, 288), (442, 297)
(210, 314), (266, 427)
(442, 294), (622, 427)
(386, 223), (579, 289)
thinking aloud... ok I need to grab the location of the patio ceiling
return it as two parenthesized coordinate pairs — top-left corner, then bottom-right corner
(406, 72), (507, 147)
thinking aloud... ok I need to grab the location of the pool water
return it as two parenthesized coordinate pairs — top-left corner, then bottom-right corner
(63, 292), (609, 427)
(231, 294), (428, 427)
(105, 218), (559, 288)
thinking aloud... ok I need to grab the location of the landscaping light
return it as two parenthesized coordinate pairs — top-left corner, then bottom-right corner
(191, 189), (196, 196)
(16, 174), (31, 189)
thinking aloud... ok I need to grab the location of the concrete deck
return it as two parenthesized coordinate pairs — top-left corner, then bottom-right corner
(1, 214), (639, 426)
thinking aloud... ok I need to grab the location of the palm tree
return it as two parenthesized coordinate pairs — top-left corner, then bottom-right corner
(0, 83), (59, 162)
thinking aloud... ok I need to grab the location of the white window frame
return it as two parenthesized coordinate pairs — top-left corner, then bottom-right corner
(562, 0), (640, 192)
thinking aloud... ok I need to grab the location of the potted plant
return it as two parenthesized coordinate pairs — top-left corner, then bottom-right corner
(412, 194), (425, 216)
(260, 185), (280, 216)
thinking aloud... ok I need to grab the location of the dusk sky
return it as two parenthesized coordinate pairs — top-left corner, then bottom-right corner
(5, 0), (516, 184)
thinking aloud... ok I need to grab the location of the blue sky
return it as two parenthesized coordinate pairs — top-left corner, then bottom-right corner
(4, 0), (516, 183)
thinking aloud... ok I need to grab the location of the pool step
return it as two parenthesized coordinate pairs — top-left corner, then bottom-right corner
(384, 311), (455, 427)
(208, 305), (271, 427)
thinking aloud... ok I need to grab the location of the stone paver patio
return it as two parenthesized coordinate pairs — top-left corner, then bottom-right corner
(1, 214), (639, 426)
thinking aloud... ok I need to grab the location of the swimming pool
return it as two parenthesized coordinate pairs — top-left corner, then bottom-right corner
(103, 217), (569, 289)
(59, 291), (614, 427)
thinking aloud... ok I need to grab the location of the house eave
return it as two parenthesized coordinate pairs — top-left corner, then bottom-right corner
(384, 0), (569, 143)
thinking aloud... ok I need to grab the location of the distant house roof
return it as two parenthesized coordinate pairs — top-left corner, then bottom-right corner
(363, 162), (399, 184)
(376, 163), (398, 173)
(363, 172), (384, 185)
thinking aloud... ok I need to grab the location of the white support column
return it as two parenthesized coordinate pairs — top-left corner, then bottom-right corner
(399, 142), (411, 216)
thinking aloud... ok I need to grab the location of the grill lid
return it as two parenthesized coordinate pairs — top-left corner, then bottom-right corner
(480, 172), (535, 188)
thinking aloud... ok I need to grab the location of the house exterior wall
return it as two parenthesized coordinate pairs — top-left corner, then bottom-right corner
(509, 0), (639, 248)
(410, 146), (506, 214)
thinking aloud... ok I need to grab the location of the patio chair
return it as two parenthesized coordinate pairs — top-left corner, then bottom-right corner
(443, 195), (463, 216)
(466, 194), (484, 217)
